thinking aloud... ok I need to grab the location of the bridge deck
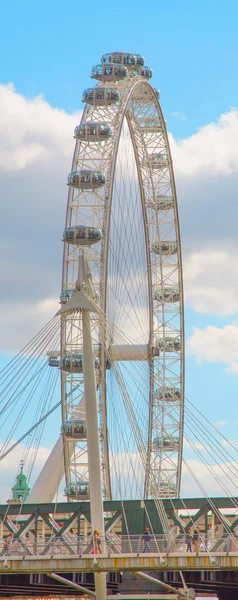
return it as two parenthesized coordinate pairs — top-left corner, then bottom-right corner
(1, 552), (238, 574)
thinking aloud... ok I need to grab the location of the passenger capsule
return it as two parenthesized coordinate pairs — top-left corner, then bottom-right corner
(101, 52), (145, 67)
(135, 53), (145, 66)
(152, 241), (177, 255)
(153, 435), (179, 450)
(60, 289), (76, 303)
(82, 87), (120, 107)
(140, 66), (153, 79)
(160, 482), (176, 496)
(67, 170), (106, 190)
(156, 386), (180, 401)
(61, 354), (100, 373)
(147, 153), (168, 169)
(63, 226), (102, 246)
(101, 52), (139, 67)
(48, 357), (60, 367)
(154, 288), (179, 303)
(155, 195), (174, 211)
(91, 63), (128, 82)
(157, 336), (181, 352)
(61, 419), (87, 440)
(64, 481), (89, 500)
(74, 122), (112, 142)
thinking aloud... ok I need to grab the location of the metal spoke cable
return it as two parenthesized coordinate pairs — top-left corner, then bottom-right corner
(0, 315), (60, 415)
(21, 366), (57, 463)
(108, 126), (149, 338)
(0, 314), (60, 384)
(0, 400), (61, 461)
(104, 362), (145, 497)
(0, 317), (60, 443)
(0, 317), (61, 465)
(1, 362), (50, 455)
(112, 362), (147, 466)
(107, 369), (166, 551)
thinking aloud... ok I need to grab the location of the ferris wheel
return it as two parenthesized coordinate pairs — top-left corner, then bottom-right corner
(31, 51), (184, 503)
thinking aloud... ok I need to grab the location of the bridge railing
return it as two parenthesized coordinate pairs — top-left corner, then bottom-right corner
(1, 532), (238, 558)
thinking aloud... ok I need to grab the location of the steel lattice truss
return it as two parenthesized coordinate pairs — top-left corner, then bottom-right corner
(59, 61), (184, 501)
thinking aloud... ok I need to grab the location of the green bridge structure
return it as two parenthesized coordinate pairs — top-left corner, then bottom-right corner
(0, 498), (237, 600)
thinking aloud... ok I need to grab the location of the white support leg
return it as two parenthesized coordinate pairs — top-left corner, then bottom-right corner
(82, 307), (107, 600)
(26, 436), (65, 503)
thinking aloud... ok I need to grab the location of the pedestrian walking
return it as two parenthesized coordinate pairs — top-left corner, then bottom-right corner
(92, 530), (101, 554)
(185, 527), (192, 552)
(166, 525), (175, 553)
(1, 533), (14, 556)
(141, 527), (152, 553)
(95, 530), (101, 553)
(193, 527), (200, 554)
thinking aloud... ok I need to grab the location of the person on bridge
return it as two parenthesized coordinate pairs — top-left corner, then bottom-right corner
(193, 527), (200, 554)
(166, 525), (175, 553)
(92, 530), (101, 554)
(185, 528), (192, 552)
(1, 532), (14, 556)
(141, 527), (152, 552)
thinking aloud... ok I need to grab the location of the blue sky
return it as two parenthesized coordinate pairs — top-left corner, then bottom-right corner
(0, 0), (238, 507)
(1, 0), (238, 137)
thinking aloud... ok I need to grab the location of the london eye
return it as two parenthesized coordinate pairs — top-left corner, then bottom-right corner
(29, 51), (184, 505)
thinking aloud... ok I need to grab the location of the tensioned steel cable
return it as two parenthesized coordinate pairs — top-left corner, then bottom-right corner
(183, 404), (238, 481)
(0, 400), (61, 461)
(0, 315), (60, 414)
(0, 313), (60, 383)
(186, 395), (238, 457)
(0, 318), (60, 448)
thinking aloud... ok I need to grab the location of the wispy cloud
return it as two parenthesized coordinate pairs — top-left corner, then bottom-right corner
(172, 111), (187, 121)
(187, 325), (238, 372)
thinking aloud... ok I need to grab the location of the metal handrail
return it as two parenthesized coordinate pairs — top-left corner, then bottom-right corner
(0, 532), (238, 558)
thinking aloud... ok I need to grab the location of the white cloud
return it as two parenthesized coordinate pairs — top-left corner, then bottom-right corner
(172, 111), (187, 121)
(170, 109), (238, 261)
(181, 458), (238, 497)
(171, 109), (238, 176)
(183, 250), (238, 315)
(183, 440), (207, 452)
(225, 362), (238, 374)
(187, 325), (238, 371)
(0, 83), (83, 326)
(212, 420), (227, 428)
(0, 83), (80, 170)
(0, 297), (59, 353)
